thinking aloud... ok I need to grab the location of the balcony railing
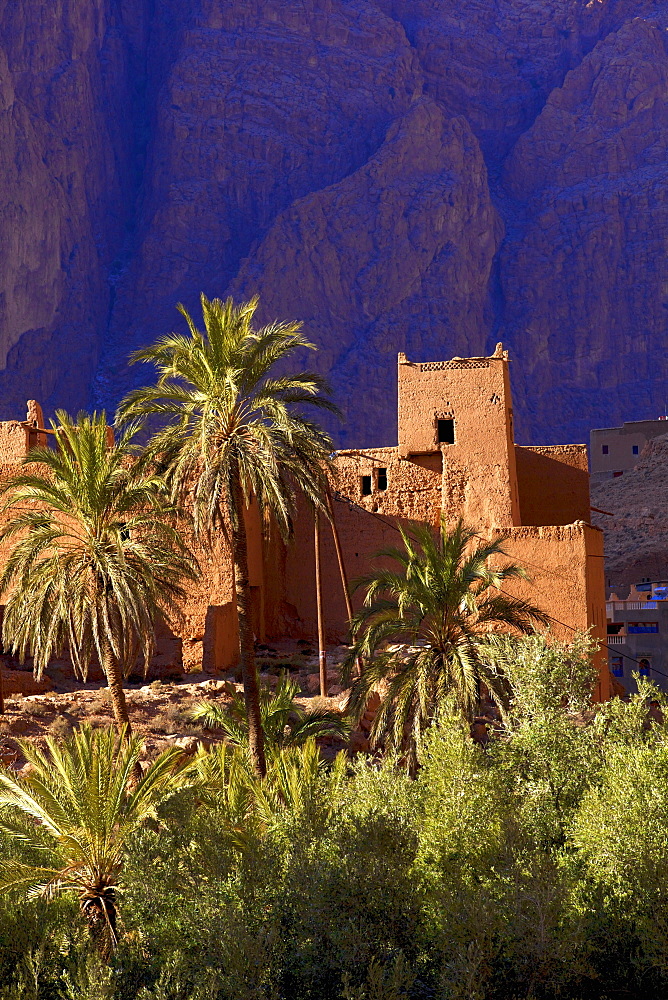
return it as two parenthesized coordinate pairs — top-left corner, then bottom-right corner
(607, 601), (659, 612)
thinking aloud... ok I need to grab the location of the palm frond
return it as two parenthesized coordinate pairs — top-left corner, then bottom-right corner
(346, 517), (548, 762)
(190, 676), (348, 757)
(0, 726), (194, 951)
(0, 411), (199, 684)
(117, 295), (337, 543)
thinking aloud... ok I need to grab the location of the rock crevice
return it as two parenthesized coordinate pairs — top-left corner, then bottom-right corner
(0, 0), (666, 446)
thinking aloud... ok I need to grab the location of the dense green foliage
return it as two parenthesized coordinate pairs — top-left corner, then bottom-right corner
(0, 726), (193, 957)
(1, 637), (667, 998)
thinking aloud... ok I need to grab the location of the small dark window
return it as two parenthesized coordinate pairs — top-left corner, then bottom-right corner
(639, 658), (651, 677)
(377, 468), (387, 491)
(361, 475), (372, 496)
(438, 419), (455, 445)
(611, 656), (624, 677)
(632, 445), (639, 455)
(602, 445), (609, 454)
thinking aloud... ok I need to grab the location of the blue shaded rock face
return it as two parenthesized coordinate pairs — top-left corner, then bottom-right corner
(1, 0), (667, 446)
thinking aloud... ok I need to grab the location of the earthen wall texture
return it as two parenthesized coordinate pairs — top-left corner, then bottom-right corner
(265, 448), (443, 644)
(333, 447), (442, 525)
(171, 500), (266, 672)
(268, 495), (395, 645)
(0, 423), (29, 465)
(267, 503), (611, 701)
(397, 355), (520, 528)
(491, 523), (609, 700)
(515, 444), (590, 526)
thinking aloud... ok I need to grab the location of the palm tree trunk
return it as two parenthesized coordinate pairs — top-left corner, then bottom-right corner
(82, 888), (118, 958)
(101, 635), (131, 736)
(327, 487), (361, 677)
(231, 465), (267, 778)
(315, 510), (327, 696)
(327, 487), (354, 621)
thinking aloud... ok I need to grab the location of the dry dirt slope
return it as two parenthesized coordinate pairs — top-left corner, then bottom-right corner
(0, 641), (358, 771)
(591, 434), (668, 589)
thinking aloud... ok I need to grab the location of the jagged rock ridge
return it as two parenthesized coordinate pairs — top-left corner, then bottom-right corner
(0, 0), (667, 447)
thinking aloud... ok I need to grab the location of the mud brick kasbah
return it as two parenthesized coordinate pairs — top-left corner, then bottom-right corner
(0, 346), (610, 700)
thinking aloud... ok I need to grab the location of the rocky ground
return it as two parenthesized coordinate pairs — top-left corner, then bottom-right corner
(591, 433), (668, 590)
(0, 641), (364, 772)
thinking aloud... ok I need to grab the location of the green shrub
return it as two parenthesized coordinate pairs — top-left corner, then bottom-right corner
(483, 631), (599, 722)
(2, 640), (668, 998)
(573, 692), (668, 990)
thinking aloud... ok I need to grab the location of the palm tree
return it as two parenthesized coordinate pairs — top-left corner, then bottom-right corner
(0, 412), (198, 733)
(190, 674), (350, 758)
(343, 517), (550, 767)
(193, 737), (347, 851)
(116, 294), (337, 777)
(0, 726), (192, 955)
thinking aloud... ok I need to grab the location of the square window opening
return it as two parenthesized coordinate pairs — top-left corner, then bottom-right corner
(438, 418), (455, 445)
(632, 445), (639, 455)
(602, 444), (609, 454)
(377, 468), (388, 491)
(611, 656), (624, 677)
(639, 658), (651, 677)
(361, 475), (372, 496)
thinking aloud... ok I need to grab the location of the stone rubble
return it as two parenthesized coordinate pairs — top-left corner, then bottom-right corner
(0, 642), (376, 769)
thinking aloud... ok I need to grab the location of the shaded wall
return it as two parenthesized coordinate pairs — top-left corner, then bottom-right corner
(495, 523), (609, 701)
(179, 501), (265, 672)
(264, 445), (443, 644)
(515, 444), (590, 526)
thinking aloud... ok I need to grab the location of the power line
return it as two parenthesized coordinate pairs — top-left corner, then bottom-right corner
(330, 489), (668, 682)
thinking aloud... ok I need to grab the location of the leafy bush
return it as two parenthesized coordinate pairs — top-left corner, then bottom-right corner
(1, 638), (668, 999)
(482, 631), (599, 722)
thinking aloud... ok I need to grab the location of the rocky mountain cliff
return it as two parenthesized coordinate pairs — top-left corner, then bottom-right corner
(1, 0), (667, 447)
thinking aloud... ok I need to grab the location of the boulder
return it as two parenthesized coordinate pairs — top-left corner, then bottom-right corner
(1, 669), (52, 697)
(349, 731), (370, 754)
